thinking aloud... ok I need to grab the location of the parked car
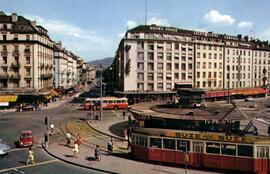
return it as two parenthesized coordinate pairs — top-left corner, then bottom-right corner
(0, 139), (10, 156)
(19, 130), (33, 147)
(245, 97), (254, 102)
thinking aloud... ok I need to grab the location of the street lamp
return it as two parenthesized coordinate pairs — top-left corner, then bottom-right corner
(227, 65), (230, 104)
(100, 64), (103, 121)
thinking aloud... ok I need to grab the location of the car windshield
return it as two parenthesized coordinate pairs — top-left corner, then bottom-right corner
(21, 133), (32, 138)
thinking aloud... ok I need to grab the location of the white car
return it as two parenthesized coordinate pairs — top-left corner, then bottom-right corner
(245, 97), (254, 102)
(0, 139), (10, 156)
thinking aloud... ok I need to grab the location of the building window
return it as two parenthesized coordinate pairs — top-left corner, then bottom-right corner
(137, 63), (144, 71)
(137, 73), (144, 81)
(181, 56), (186, 61)
(203, 72), (206, 78)
(26, 80), (31, 87)
(188, 63), (192, 70)
(197, 81), (200, 88)
(181, 63), (186, 71)
(157, 63), (163, 70)
(3, 57), (7, 64)
(147, 73), (154, 81)
(175, 43), (179, 50)
(196, 62), (200, 69)
(203, 53), (206, 58)
(166, 73), (172, 81)
(14, 35), (18, 40)
(157, 83), (163, 91)
(137, 83), (144, 90)
(3, 24), (7, 30)
(208, 53), (212, 59)
(137, 42), (144, 50)
(181, 73), (186, 80)
(174, 63), (179, 69)
(148, 52), (154, 61)
(26, 68), (31, 76)
(197, 72), (200, 78)
(197, 52), (200, 58)
(3, 35), (6, 40)
(166, 53), (172, 61)
(203, 62), (206, 69)
(203, 81), (206, 87)
(26, 35), (30, 41)
(174, 73), (179, 79)
(166, 63), (172, 71)
(138, 52), (144, 60)
(174, 53), (179, 60)
(208, 62), (212, 68)
(166, 43), (172, 51)
(157, 52), (163, 61)
(147, 63), (154, 71)
(147, 83), (154, 90)
(157, 73), (163, 81)
(148, 43), (154, 51)
(166, 83), (172, 90)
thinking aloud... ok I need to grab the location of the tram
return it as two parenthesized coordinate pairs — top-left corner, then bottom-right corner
(131, 127), (270, 174)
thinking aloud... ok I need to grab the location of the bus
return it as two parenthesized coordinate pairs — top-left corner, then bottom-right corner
(83, 97), (128, 110)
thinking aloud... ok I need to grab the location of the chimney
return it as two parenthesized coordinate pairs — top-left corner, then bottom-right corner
(11, 13), (18, 22)
(31, 20), (36, 27)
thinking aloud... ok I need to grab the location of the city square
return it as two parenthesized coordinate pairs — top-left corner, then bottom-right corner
(1, 0), (270, 174)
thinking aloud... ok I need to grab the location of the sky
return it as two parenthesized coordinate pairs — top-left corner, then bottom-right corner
(1, 0), (270, 61)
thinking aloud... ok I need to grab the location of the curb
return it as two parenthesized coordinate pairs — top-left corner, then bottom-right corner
(86, 120), (127, 142)
(42, 142), (120, 174)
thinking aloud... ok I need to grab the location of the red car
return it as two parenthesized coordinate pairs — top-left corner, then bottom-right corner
(19, 130), (33, 147)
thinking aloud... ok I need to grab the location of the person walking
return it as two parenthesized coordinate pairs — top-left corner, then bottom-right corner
(66, 131), (71, 147)
(95, 145), (101, 161)
(128, 115), (132, 125)
(26, 147), (35, 165)
(73, 142), (79, 158)
(43, 132), (49, 149)
(107, 138), (113, 156)
(50, 124), (54, 135)
(76, 133), (81, 146)
(122, 111), (126, 120)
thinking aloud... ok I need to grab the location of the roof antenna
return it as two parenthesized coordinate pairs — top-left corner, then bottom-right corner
(145, 0), (148, 26)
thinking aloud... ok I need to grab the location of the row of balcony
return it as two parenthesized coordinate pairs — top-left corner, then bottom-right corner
(1, 63), (32, 68)
(40, 73), (53, 79)
(39, 63), (53, 69)
(0, 74), (21, 80)
(1, 50), (32, 57)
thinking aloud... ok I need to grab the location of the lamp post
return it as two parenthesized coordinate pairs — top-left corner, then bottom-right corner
(227, 65), (230, 104)
(100, 64), (103, 121)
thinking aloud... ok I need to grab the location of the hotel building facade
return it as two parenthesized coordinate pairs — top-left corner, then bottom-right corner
(0, 12), (54, 93)
(114, 25), (270, 93)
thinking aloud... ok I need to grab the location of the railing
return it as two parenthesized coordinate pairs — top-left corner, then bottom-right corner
(24, 49), (31, 57)
(40, 73), (53, 79)
(1, 50), (8, 56)
(9, 74), (21, 80)
(12, 50), (20, 57)
(0, 74), (9, 79)
(11, 62), (21, 68)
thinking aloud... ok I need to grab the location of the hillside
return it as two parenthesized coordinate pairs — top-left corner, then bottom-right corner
(87, 57), (114, 67)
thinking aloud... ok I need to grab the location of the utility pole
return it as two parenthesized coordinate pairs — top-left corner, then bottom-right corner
(227, 65), (230, 104)
(100, 64), (103, 121)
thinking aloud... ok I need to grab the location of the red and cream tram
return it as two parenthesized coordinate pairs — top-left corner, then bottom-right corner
(131, 127), (270, 174)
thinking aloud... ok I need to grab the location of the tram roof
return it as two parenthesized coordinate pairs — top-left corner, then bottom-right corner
(132, 127), (270, 144)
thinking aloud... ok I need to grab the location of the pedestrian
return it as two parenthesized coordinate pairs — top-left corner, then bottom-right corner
(73, 141), (79, 158)
(122, 111), (126, 120)
(66, 131), (71, 147)
(95, 145), (101, 161)
(26, 147), (35, 165)
(43, 132), (49, 148)
(128, 115), (132, 125)
(50, 124), (54, 135)
(127, 135), (131, 150)
(124, 129), (128, 140)
(107, 138), (113, 155)
(76, 133), (81, 146)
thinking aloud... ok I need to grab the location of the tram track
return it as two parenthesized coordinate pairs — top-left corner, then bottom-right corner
(59, 119), (128, 153)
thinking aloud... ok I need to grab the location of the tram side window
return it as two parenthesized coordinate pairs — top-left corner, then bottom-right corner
(238, 145), (253, 157)
(150, 138), (162, 148)
(163, 139), (176, 150)
(138, 136), (146, 146)
(206, 142), (220, 154)
(257, 146), (269, 158)
(193, 141), (204, 153)
(221, 144), (236, 156)
(177, 140), (190, 152)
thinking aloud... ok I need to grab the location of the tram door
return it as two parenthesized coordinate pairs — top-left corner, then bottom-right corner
(193, 141), (204, 167)
(256, 146), (269, 173)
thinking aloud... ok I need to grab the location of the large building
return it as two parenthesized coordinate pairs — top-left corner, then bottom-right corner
(0, 12), (54, 93)
(114, 25), (270, 94)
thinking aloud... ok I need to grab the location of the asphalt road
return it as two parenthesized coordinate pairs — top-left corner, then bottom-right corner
(0, 94), (105, 174)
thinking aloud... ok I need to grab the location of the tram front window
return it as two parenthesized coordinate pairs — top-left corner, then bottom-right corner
(150, 138), (162, 148)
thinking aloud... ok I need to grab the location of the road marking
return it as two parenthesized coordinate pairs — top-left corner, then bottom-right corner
(112, 110), (122, 119)
(0, 159), (59, 173)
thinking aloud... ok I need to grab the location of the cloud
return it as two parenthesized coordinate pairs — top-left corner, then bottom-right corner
(26, 15), (110, 44)
(127, 20), (138, 29)
(118, 32), (125, 38)
(238, 21), (253, 28)
(261, 27), (270, 40)
(24, 15), (113, 60)
(147, 17), (170, 26)
(204, 10), (235, 26)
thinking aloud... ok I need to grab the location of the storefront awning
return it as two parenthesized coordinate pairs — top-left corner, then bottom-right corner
(44, 94), (53, 100)
(0, 95), (18, 102)
(50, 89), (59, 97)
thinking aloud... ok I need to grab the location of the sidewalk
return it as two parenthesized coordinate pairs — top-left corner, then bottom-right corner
(44, 112), (220, 174)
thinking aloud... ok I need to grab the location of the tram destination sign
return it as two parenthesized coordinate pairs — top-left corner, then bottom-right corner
(165, 131), (255, 144)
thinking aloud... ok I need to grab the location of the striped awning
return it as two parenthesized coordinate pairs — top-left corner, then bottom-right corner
(0, 95), (18, 102)
(50, 89), (59, 97)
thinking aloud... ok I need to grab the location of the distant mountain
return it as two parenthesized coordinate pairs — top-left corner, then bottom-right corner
(87, 57), (114, 67)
